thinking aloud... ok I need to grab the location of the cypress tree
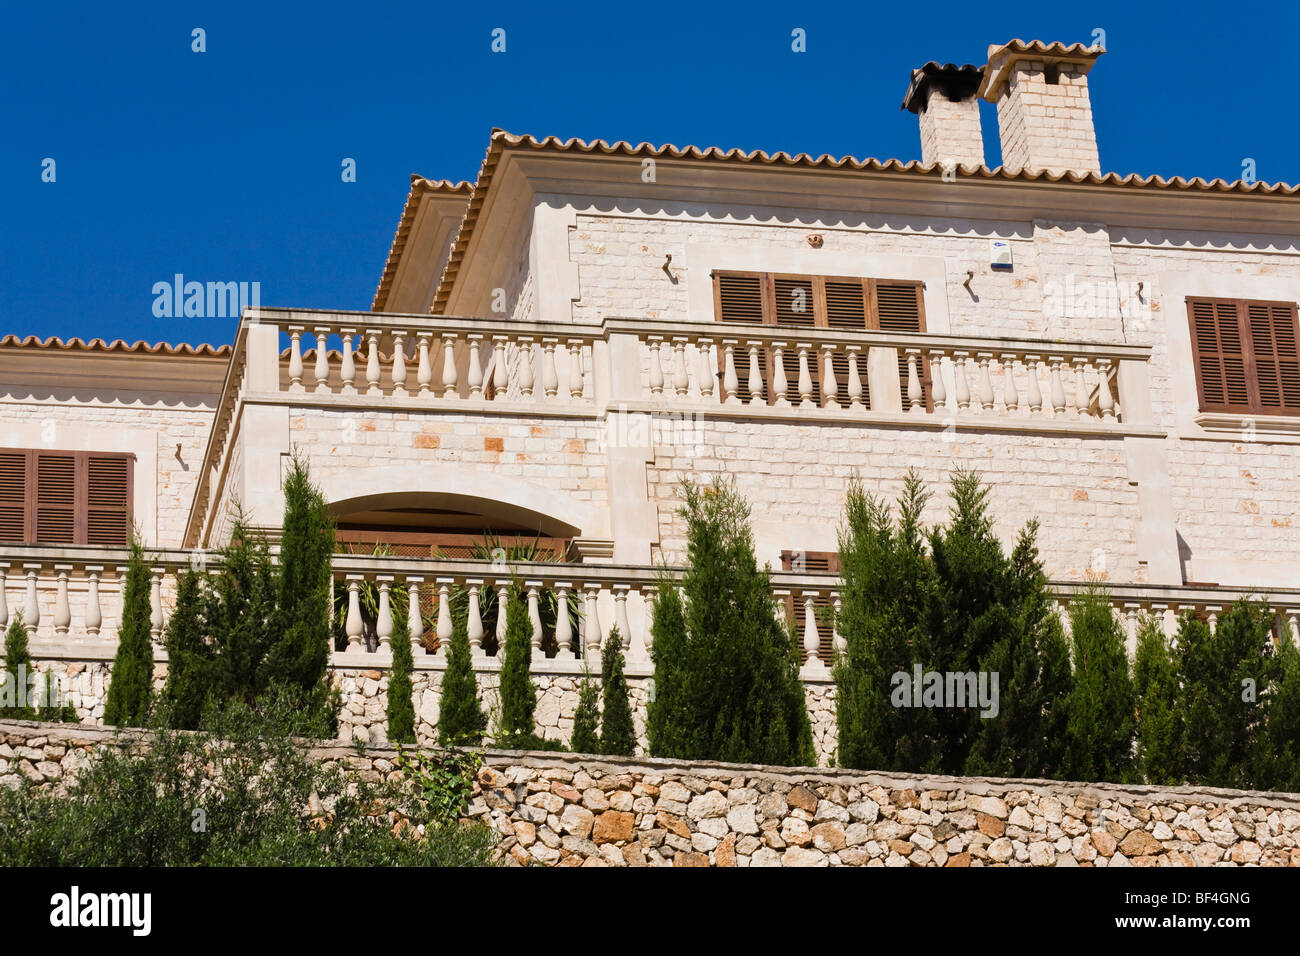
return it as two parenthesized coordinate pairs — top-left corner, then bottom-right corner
(160, 569), (212, 730)
(1264, 635), (1300, 792)
(497, 586), (537, 743)
(599, 628), (635, 756)
(1, 613), (36, 719)
(103, 536), (155, 727)
(570, 673), (601, 754)
(647, 478), (814, 766)
(267, 453), (335, 728)
(204, 521), (277, 708)
(439, 616), (486, 747)
(1133, 615), (1183, 785)
(385, 596), (416, 744)
(1061, 586), (1135, 783)
(645, 572), (688, 757)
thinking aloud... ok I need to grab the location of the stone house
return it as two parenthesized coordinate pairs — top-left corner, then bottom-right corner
(2, 39), (1298, 762)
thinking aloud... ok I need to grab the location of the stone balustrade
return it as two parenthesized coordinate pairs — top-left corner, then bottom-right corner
(3, 546), (1298, 674)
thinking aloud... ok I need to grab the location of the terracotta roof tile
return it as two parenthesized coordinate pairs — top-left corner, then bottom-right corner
(0, 334), (230, 357)
(371, 176), (473, 311)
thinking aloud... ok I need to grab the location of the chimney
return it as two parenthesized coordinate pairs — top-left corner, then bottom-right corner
(902, 62), (986, 169)
(979, 39), (1104, 175)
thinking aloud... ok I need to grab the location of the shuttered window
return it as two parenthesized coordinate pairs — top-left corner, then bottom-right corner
(713, 271), (930, 408)
(1188, 297), (1300, 415)
(780, 550), (839, 664)
(0, 449), (133, 545)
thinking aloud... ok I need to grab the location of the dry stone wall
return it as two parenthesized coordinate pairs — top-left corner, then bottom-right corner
(3, 720), (1298, 867)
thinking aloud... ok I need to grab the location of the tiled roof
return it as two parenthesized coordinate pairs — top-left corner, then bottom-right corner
(429, 129), (1300, 314)
(371, 176), (473, 311)
(981, 39), (1106, 100)
(0, 334), (230, 356)
(986, 39), (1105, 59)
(901, 63), (983, 113)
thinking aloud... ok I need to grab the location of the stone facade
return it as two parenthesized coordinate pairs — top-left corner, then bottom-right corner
(5, 719), (1298, 867)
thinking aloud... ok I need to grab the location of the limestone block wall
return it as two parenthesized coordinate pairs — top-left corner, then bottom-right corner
(5, 720), (1298, 867)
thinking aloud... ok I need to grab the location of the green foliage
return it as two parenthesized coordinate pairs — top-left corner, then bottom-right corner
(0, 699), (497, 866)
(35, 669), (78, 723)
(103, 535), (155, 728)
(1061, 586), (1135, 783)
(386, 598), (416, 744)
(439, 616), (487, 747)
(1264, 636), (1300, 792)
(599, 628), (635, 756)
(160, 570), (212, 731)
(647, 477), (815, 767)
(204, 521), (279, 710)
(392, 746), (483, 823)
(497, 586), (536, 741)
(645, 572), (687, 757)
(266, 451), (335, 725)
(1, 613), (36, 719)
(570, 672), (601, 754)
(1133, 615), (1183, 785)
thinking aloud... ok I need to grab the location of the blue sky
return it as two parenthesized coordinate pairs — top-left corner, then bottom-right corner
(3, 1), (1297, 347)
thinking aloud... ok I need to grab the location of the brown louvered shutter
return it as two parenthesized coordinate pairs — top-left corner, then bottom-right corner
(873, 280), (931, 410)
(0, 452), (29, 542)
(1188, 298), (1250, 412)
(824, 278), (871, 408)
(86, 454), (131, 545)
(714, 271), (767, 403)
(34, 453), (77, 544)
(773, 275), (818, 404)
(1245, 301), (1300, 413)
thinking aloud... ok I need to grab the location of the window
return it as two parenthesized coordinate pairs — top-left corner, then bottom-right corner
(713, 271), (930, 408)
(0, 450), (133, 545)
(1187, 297), (1300, 416)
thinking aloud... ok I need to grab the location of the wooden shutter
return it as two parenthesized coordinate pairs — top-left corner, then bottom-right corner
(772, 275), (818, 404)
(1188, 298), (1251, 412)
(873, 280), (931, 410)
(0, 452), (28, 542)
(86, 455), (132, 545)
(34, 453), (77, 544)
(1245, 301), (1300, 413)
(825, 279), (871, 408)
(714, 272), (767, 403)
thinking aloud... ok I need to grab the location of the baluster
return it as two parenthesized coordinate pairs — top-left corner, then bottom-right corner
(797, 344), (814, 407)
(953, 351), (972, 410)
(492, 336), (509, 401)
(0, 565), (7, 630)
(1123, 602), (1140, 659)
(416, 333), (433, 397)
(1001, 354), (1019, 413)
(345, 576), (364, 649)
(1049, 357), (1067, 417)
(905, 349), (922, 412)
(721, 341), (740, 404)
(746, 342), (764, 406)
(376, 577), (394, 650)
(406, 577), (424, 650)
(365, 329), (382, 395)
(339, 329), (357, 393)
(773, 588), (791, 629)
(517, 337), (535, 398)
(1286, 608), (1300, 646)
(928, 351), (947, 411)
(568, 339), (586, 399)
(1150, 603), (1172, 644)
(821, 346), (840, 409)
(22, 565), (39, 633)
(977, 353), (995, 412)
(441, 333), (459, 399)
(614, 586), (631, 651)
(832, 593), (845, 658)
(1025, 354), (1043, 415)
(288, 326), (305, 391)
(648, 337), (665, 396)
(1206, 605), (1221, 635)
(846, 346), (864, 408)
(495, 582), (509, 653)
(672, 338), (690, 397)
(437, 580), (454, 654)
(391, 330), (408, 396)
(542, 339), (560, 398)
(803, 592), (822, 669)
(584, 584), (603, 663)
(467, 335), (484, 399)
(85, 566), (103, 639)
(627, 588), (649, 663)
(54, 565), (71, 638)
(466, 581), (484, 656)
(526, 583), (543, 652)
(150, 568), (165, 643)
(1096, 358), (1116, 422)
(696, 339), (715, 400)
(313, 327), (331, 393)
(555, 582), (575, 659)
(771, 342), (789, 406)
(1074, 358), (1092, 418)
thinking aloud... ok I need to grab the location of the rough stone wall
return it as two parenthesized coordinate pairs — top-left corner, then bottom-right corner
(5, 720), (1298, 867)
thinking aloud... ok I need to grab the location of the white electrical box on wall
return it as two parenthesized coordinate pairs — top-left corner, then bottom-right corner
(990, 240), (1013, 268)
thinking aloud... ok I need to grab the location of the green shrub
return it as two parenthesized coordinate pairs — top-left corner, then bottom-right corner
(497, 586), (536, 742)
(599, 628), (635, 756)
(386, 597), (416, 745)
(570, 672), (601, 754)
(103, 536), (155, 728)
(1062, 585), (1135, 783)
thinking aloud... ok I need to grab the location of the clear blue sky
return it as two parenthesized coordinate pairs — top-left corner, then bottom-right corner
(3, 1), (1297, 347)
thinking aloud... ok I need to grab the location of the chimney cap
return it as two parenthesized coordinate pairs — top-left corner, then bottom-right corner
(979, 39), (1105, 101)
(901, 62), (984, 114)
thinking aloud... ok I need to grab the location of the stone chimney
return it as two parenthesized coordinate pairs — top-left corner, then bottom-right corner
(902, 62), (985, 169)
(979, 39), (1104, 175)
